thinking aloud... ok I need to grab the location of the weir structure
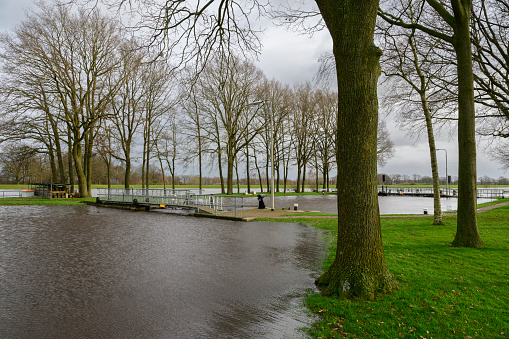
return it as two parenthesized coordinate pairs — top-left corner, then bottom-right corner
(95, 188), (246, 218)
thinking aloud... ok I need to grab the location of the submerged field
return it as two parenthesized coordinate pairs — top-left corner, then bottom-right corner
(262, 202), (509, 338)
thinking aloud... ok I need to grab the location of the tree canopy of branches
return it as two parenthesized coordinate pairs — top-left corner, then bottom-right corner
(472, 0), (509, 138)
(0, 3), (128, 197)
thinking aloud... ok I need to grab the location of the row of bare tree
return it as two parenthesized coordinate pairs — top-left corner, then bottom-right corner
(0, 3), (394, 197)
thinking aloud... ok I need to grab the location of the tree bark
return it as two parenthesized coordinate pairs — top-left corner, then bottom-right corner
(296, 162), (302, 193)
(450, 0), (484, 247)
(314, 0), (396, 299)
(72, 141), (88, 198)
(409, 35), (444, 225)
(422, 95), (444, 225)
(246, 145), (251, 193)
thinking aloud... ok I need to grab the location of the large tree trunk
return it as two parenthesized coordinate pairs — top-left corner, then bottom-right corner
(72, 142), (88, 197)
(48, 148), (58, 183)
(302, 162), (307, 192)
(49, 116), (66, 183)
(314, 0), (396, 299)
(451, 1), (484, 248)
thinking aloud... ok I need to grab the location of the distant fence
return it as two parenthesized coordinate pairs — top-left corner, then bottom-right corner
(0, 191), (22, 198)
(378, 187), (507, 198)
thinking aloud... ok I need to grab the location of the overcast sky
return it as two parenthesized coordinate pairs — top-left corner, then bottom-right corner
(1, 0), (507, 180)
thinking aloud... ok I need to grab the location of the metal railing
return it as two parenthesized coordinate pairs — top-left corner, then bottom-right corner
(378, 187), (506, 198)
(193, 194), (245, 218)
(97, 188), (194, 206)
(0, 191), (22, 198)
(96, 188), (247, 217)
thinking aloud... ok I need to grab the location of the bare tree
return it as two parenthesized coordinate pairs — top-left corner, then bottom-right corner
(377, 121), (395, 167)
(178, 74), (209, 193)
(196, 54), (264, 195)
(95, 123), (116, 189)
(255, 79), (293, 192)
(0, 143), (38, 184)
(109, 42), (146, 188)
(312, 89), (337, 191)
(377, 6), (457, 225)
(379, 0), (485, 248)
(290, 82), (316, 193)
(491, 140), (509, 170)
(1, 4), (127, 197)
(140, 60), (175, 189)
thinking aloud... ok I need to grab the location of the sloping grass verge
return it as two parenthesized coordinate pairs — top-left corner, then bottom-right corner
(259, 205), (509, 338)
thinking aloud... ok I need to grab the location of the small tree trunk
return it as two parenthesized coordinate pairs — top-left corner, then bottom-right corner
(125, 155), (131, 189)
(67, 134), (74, 191)
(235, 159), (240, 194)
(246, 146), (251, 194)
(296, 163), (302, 193)
(254, 150), (263, 193)
(410, 34), (444, 226)
(218, 149), (225, 194)
(302, 162), (307, 192)
(106, 160), (111, 189)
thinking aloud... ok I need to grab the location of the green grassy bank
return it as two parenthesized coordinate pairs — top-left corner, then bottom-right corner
(261, 204), (509, 338)
(0, 197), (94, 205)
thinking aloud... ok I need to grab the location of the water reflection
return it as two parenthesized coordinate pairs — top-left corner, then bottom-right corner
(0, 205), (324, 339)
(258, 194), (495, 214)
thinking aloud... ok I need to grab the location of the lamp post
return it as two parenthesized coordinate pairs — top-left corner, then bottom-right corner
(436, 148), (448, 196)
(249, 100), (274, 211)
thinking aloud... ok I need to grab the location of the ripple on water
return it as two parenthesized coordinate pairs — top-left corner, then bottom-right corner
(0, 205), (324, 338)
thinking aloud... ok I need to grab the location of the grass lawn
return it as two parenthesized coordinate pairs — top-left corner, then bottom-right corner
(260, 204), (509, 338)
(0, 197), (94, 205)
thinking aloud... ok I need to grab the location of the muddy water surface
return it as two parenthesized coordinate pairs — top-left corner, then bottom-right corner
(0, 205), (325, 338)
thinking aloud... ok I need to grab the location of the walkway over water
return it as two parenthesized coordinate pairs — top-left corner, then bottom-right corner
(96, 188), (250, 218)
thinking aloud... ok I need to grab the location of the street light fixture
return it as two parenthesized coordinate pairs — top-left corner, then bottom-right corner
(436, 148), (448, 196)
(249, 100), (274, 211)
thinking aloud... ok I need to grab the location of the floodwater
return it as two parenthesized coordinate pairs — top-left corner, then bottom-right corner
(0, 205), (325, 339)
(249, 194), (495, 215)
(139, 188), (495, 214)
